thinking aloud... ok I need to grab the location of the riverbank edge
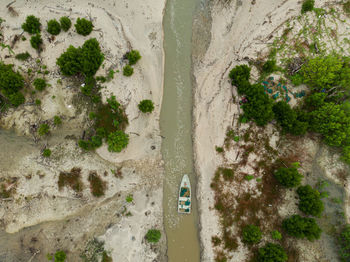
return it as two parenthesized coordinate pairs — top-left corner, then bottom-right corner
(191, 0), (213, 260)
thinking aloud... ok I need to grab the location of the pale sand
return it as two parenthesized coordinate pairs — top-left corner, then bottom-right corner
(0, 0), (166, 260)
(191, 0), (350, 261)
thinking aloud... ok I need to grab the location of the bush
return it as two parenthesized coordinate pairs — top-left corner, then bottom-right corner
(0, 63), (24, 95)
(30, 34), (43, 50)
(47, 19), (61, 35)
(8, 92), (25, 107)
(138, 99), (154, 113)
(229, 64), (251, 87)
(75, 18), (93, 36)
(126, 50), (141, 65)
(35, 99), (41, 105)
(297, 185), (324, 217)
(282, 215), (322, 241)
(274, 167), (303, 188)
(262, 60), (277, 73)
(242, 225), (262, 244)
(54, 115), (62, 126)
(22, 15), (41, 34)
(56, 38), (104, 77)
(33, 78), (46, 91)
(220, 168), (234, 180)
(15, 52), (31, 61)
(304, 93), (326, 110)
(54, 250), (66, 262)
(257, 243), (288, 262)
(301, 0), (315, 14)
(339, 225), (350, 262)
(60, 16), (72, 32)
(271, 230), (282, 240)
(42, 148), (51, 157)
(123, 65), (134, 76)
(145, 229), (161, 243)
(107, 131), (129, 152)
(38, 124), (50, 136)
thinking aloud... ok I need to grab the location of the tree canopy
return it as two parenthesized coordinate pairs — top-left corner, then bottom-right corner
(297, 185), (324, 217)
(274, 167), (303, 188)
(22, 15), (41, 34)
(282, 215), (322, 241)
(257, 243), (288, 262)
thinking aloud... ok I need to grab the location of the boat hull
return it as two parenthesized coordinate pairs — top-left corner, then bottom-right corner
(178, 174), (191, 214)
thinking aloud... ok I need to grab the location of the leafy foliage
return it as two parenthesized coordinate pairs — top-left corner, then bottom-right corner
(262, 60), (277, 73)
(30, 34), (43, 50)
(271, 230), (282, 240)
(8, 92), (25, 107)
(107, 131), (129, 152)
(38, 123), (50, 136)
(59, 16), (72, 32)
(123, 65), (134, 76)
(138, 99), (154, 113)
(297, 185), (324, 217)
(242, 225), (262, 244)
(339, 225), (350, 262)
(75, 18), (93, 36)
(274, 167), (303, 188)
(15, 52), (31, 61)
(282, 215), (322, 241)
(42, 148), (51, 157)
(257, 243), (288, 262)
(47, 19), (61, 35)
(126, 50), (141, 65)
(22, 15), (41, 34)
(301, 0), (315, 14)
(0, 63), (25, 107)
(33, 78), (46, 91)
(54, 115), (62, 126)
(56, 38), (104, 77)
(54, 250), (66, 262)
(229, 64), (251, 88)
(145, 229), (161, 243)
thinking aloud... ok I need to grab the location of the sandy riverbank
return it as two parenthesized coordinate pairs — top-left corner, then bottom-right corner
(0, 0), (166, 260)
(192, 0), (350, 261)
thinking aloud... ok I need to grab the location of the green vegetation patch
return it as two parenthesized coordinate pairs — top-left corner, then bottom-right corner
(75, 18), (93, 36)
(297, 185), (324, 217)
(15, 52), (31, 61)
(42, 148), (51, 157)
(47, 19), (61, 35)
(145, 229), (161, 243)
(0, 62), (25, 107)
(282, 215), (322, 241)
(123, 65), (133, 76)
(242, 224), (262, 244)
(126, 50), (141, 65)
(30, 33), (43, 50)
(33, 78), (47, 91)
(274, 166), (303, 188)
(257, 243), (288, 262)
(38, 123), (50, 136)
(22, 15), (41, 34)
(138, 99), (154, 113)
(60, 16), (72, 31)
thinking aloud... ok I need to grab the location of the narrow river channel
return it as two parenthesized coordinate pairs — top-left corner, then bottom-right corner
(160, 0), (201, 261)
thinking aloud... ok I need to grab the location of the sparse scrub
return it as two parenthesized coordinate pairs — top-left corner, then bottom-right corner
(88, 172), (105, 197)
(54, 115), (62, 126)
(22, 15), (41, 34)
(38, 123), (50, 136)
(75, 18), (93, 36)
(145, 229), (161, 243)
(58, 167), (83, 192)
(47, 19), (61, 35)
(59, 16), (71, 32)
(262, 60), (277, 73)
(8, 92), (25, 107)
(138, 99), (154, 113)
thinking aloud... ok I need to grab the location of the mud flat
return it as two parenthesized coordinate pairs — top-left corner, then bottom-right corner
(0, 0), (166, 260)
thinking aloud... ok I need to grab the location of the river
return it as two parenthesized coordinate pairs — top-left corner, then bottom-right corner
(160, 0), (201, 261)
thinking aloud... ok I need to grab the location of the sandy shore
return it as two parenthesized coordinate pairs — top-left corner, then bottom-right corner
(0, 0), (166, 260)
(192, 0), (350, 261)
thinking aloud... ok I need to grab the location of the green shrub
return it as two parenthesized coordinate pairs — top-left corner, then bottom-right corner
(215, 146), (224, 153)
(15, 52), (31, 61)
(47, 19), (61, 35)
(126, 50), (141, 65)
(274, 167), (303, 188)
(282, 215), (321, 241)
(126, 194), (133, 202)
(35, 99), (41, 105)
(0, 63), (24, 95)
(54, 250), (66, 262)
(123, 65), (134, 76)
(75, 18), (93, 36)
(60, 16), (72, 31)
(22, 15), (41, 34)
(297, 185), (324, 217)
(145, 229), (161, 243)
(33, 78), (46, 91)
(342, 146), (350, 165)
(271, 230), (282, 240)
(107, 131), (129, 152)
(244, 175), (255, 181)
(257, 243), (288, 262)
(262, 60), (277, 73)
(242, 225), (262, 244)
(56, 38), (104, 77)
(42, 148), (51, 157)
(221, 168), (234, 180)
(339, 225), (350, 262)
(301, 0), (315, 14)
(54, 115), (62, 126)
(38, 124), (50, 136)
(138, 99), (154, 113)
(8, 92), (25, 107)
(229, 64), (251, 87)
(30, 34), (43, 50)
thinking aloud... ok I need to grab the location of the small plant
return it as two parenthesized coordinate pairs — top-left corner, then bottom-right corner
(35, 99), (41, 105)
(282, 215), (321, 241)
(297, 185), (324, 217)
(242, 225), (262, 244)
(244, 175), (255, 181)
(22, 36), (26, 41)
(30, 34), (43, 50)
(274, 167), (303, 188)
(301, 0), (314, 14)
(38, 123), (50, 136)
(145, 229), (161, 243)
(59, 16), (72, 31)
(107, 131), (129, 152)
(271, 230), (282, 240)
(233, 136), (240, 142)
(215, 146), (224, 153)
(75, 18), (93, 36)
(138, 99), (154, 113)
(22, 15), (41, 34)
(42, 148), (51, 157)
(15, 52), (31, 61)
(123, 65), (134, 76)
(126, 50), (141, 65)
(257, 243), (288, 262)
(262, 60), (277, 73)
(126, 194), (133, 203)
(33, 78), (46, 91)
(212, 236), (222, 247)
(221, 168), (234, 180)
(54, 115), (62, 126)
(47, 19), (61, 35)
(54, 250), (66, 262)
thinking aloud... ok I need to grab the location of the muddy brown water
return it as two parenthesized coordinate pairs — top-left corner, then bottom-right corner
(160, 0), (201, 261)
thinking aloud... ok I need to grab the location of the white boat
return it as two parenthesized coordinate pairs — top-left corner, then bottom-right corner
(178, 174), (191, 214)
